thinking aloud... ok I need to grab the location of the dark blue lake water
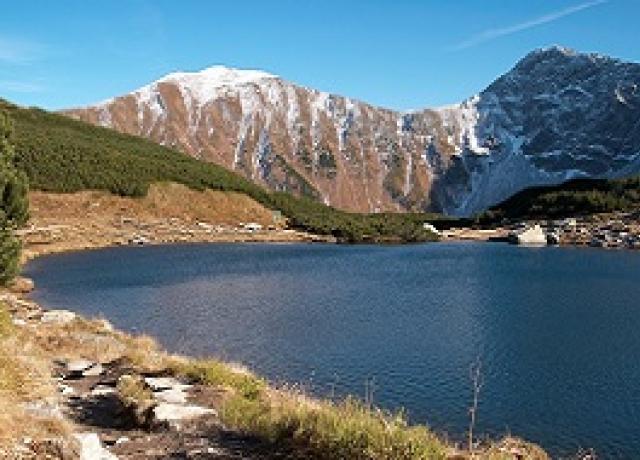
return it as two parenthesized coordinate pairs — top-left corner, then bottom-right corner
(25, 242), (640, 458)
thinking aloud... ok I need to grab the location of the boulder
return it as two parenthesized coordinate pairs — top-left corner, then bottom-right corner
(515, 225), (547, 245)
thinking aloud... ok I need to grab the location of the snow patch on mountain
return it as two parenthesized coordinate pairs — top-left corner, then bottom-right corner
(159, 66), (277, 104)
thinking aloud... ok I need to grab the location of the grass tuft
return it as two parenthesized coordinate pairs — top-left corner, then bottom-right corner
(172, 358), (265, 400)
(116, 374), (156, 427)
(221, 393), (447, 459)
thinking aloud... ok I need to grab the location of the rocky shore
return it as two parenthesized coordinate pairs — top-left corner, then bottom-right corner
(0, 286), (294, 459)
(443, 210), (640, 250)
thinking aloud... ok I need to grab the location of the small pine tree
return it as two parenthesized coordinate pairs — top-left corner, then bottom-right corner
(0, 111), (29, 285)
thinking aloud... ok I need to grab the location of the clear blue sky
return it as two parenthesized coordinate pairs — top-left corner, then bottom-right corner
(1, 0), (638, 111)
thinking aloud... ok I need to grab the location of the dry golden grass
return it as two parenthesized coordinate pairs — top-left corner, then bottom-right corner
(0, 410), (70, 456)
(27, 314), (176, 375)
(0, 336), (53, 401)
(118, 333), (174, 372)
(27, 317), (125, 364)
(29, 182), (277, 226)
(481, 437), (550, 460)
(116, 374), (156, 427)
(0, 302), (70, 453)
(171, 358), (266, 400)
(0, 303), (12, 337)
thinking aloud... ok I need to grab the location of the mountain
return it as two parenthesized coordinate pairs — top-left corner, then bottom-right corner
(1, 99), (444, 243)
(66, 46), (640, 217)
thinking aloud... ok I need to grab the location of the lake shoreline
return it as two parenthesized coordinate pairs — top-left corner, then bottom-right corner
(27, 241), (640, 457)
(21, 226), (333, 261)
(1, 276), (550, 459)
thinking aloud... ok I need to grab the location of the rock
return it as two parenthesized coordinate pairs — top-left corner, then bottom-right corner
(12, 318), (27, 327)
(91, 385), (116, 397)
(41, 309), (76, 325)
(83, 363), (104, 377)
(547, 231), (561, 245)
(9, 276), (34, 294)
(144, 377), (189, 392)
(98, 319), (114, 332)
(73, 433), (118, 460)
(115, 437), (129, 445)
(66, 359), (94, 377)
(515, 225), (547, 245)
(153, 403), (215, 423)
(128, 235), (149, 245)
(59, 383), (75, 396)
(155, 388), (188, 405)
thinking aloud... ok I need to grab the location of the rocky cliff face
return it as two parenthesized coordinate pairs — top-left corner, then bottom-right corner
(66, 46), (640, 216)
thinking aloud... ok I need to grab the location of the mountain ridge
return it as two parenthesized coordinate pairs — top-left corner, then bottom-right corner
(66, 46), (640, 216)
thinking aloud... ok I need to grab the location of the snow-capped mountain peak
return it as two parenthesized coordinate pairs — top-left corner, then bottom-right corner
(67, 47), (640, 216)
(132, 65), (281, 109)
(158, 65), (278, 98)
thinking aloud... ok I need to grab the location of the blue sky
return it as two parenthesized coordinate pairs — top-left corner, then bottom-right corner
(1, 0), (638, 111)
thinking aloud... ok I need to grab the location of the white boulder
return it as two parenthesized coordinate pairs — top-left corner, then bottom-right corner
(515, 224), (547, 245)
(73, 433), (118, 460)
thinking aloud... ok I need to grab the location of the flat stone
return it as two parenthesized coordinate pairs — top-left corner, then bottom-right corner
(144, 377), (189, 391)
(66, 359), (94, 374)
(83, 363), (104, 377)
(59, 384), (74, 396)
(153, 403), (215, 422)
(91, 385), (116, 397)
(41, 310), (76, 324)
(73, 433), (118, 460)
(155, 388), (188, 404)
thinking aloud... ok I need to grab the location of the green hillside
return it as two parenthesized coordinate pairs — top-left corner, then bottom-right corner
(1, 99), (444, 243)
(479, 176), (640, 223)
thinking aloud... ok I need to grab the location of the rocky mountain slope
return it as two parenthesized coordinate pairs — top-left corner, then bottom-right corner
(66, 46), (640, 216)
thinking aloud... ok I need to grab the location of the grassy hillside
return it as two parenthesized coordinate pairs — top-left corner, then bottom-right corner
(479, 176), (640, 223)
(1, 99), (445, 243)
